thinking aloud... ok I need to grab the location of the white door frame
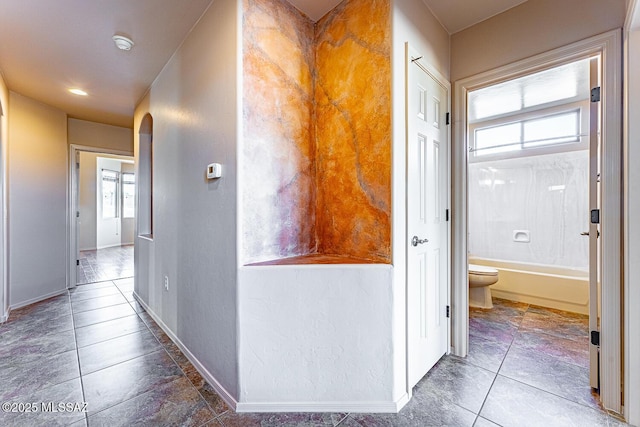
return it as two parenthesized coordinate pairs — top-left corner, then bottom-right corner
(452, 30), (622, 413)
(405, 43), (452, 390)
(67, 144), (133, 289)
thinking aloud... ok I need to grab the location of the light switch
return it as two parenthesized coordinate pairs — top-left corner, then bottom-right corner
(207, 163), (222, 179)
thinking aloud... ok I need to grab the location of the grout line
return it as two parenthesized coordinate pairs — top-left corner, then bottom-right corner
(67, 289), (90, 426)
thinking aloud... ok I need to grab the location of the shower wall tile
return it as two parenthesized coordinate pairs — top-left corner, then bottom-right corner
(315, 0), (391, 262)
(242, 0), (317, 264)
(468, 150), (589, 270)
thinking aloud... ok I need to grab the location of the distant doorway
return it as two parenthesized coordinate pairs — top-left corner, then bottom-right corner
(69, 145), (135, 287)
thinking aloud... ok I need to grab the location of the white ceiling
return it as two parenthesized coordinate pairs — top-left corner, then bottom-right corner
(0, 0), (529, 129)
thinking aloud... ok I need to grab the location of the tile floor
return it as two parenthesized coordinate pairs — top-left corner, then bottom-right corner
(77, 246), (134, 285)
(0, 286), (630, 426)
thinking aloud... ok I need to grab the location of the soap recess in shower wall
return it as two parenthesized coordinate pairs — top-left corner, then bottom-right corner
(513, 230), (530, 243)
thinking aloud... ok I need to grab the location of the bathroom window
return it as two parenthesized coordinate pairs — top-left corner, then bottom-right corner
(468, 58), (590, 162)
(469, 102), (588, 161)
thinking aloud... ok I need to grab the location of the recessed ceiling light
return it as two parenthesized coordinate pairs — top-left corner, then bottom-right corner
(69, 88), (88, 96)
(112, 34), (134, 51)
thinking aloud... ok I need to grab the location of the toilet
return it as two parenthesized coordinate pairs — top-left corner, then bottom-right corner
(469, 264), (499, 308)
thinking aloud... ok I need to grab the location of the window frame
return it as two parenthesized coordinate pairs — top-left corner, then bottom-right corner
(469, 100), (589, 163)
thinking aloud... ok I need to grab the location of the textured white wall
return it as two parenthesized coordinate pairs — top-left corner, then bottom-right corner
(68, 118), (133, 154)
(238, 265), (395, 408)
(133, 0), (239, 399)
(8, 93), (67, 307)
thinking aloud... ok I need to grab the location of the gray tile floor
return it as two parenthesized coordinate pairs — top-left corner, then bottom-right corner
(77, 246), (133, 285)
(0, 284), (631, 426)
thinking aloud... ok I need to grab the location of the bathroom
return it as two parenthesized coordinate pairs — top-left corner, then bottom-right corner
(466, 58), (591, 314)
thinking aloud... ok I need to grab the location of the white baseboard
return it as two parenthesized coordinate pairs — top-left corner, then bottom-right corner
(235, 393), (411, 413)
(0, 308), (9, 323)
(10, 288), (68, 311)
(132, 292), (239, 411)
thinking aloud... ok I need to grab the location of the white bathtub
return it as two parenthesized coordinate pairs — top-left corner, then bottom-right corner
(469, 257), (589, 314)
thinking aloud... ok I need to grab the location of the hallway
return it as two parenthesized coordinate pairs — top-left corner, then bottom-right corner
(0, 289), (629, 426)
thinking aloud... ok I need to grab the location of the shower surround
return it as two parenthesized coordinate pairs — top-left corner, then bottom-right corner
(242, 0), (391, 264)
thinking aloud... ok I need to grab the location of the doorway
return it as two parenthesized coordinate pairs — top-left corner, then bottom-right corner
(452, 31), (622, 413)
(69, 145), (135, 288)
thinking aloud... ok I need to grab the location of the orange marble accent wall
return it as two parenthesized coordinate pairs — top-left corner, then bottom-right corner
(242, 0), (317, 263)
(315, 0), (392, 262)
(242, 0), (391, 264)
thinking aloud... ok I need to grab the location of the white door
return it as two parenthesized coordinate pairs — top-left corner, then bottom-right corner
(407, 51), (450, 388)
(96, 157), (122, 249)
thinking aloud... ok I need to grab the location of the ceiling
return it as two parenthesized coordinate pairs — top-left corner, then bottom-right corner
(0, 0), (528, 129)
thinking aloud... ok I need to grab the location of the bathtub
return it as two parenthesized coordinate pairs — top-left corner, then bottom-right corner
(469, 257), (589, 314)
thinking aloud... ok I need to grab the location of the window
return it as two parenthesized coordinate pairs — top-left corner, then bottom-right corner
(471, 108), (583, 159)
(468, 58), (590, 162)
(122, 172), (135, 218)
(101, 169), (119, 219)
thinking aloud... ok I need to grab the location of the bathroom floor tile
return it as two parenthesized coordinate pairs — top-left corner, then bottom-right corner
(520, 309), (589, 341)
(511, 329), (589, 369)
(480, 375), (609, 427)
(78, 329), (162, 375)
(87, 376), (215, 427)
(473, 417), (500, 427)
(0, 328), (76, 367)
(464, 333), (511, 373)
(469, 316), (519, 345)
(72, 302), (136, 328)
(182, 363), (230, 415)
(82, 349), (183, 414)
(74, 314), (146, 348)
(499, 345), (601, 410)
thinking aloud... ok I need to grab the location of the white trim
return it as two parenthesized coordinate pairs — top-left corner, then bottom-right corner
(68, 144), (133, 290)
(623, 3), (640, 423)
(236, 393), (411, 414)
(132, 291), (239, 412)
(9, 289), (67, 311)
(452, 30), (622, 414)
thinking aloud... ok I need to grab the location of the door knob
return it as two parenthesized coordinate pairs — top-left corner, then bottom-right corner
(412, 236), (429, 247)
(581, 231), (589, 236)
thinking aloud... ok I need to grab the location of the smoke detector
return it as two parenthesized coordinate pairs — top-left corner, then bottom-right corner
(112, 35), (134, 51)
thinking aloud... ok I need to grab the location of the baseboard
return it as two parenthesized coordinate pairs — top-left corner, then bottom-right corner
(132, 292), (239, 411)
(10, 288), (68, 311)
(0, 307), (9, 323)
(236, 393), (411, 413)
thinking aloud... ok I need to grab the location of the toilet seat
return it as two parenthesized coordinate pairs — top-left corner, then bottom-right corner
(469, 264), (498, 276)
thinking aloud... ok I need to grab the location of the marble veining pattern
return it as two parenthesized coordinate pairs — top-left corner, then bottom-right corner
(242, 0), (391, 264)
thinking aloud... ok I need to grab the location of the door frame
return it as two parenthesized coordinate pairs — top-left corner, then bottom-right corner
(67, 144), (133, 289)
(405, 43), (452, 391)
(452, 30), (622, 413)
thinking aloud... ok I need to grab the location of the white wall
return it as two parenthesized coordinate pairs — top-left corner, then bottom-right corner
(78, 152), (98, 251)
(133, 0), (239, 399)
(8, 92), (67, 307)
(238, 265), (396, 410)
(0, 72), (9, 320)
(450, 0), (626, 81)
(391, 0), (450, 399)
(96, 157), (123, 249)
(68, 118), (133, 153)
